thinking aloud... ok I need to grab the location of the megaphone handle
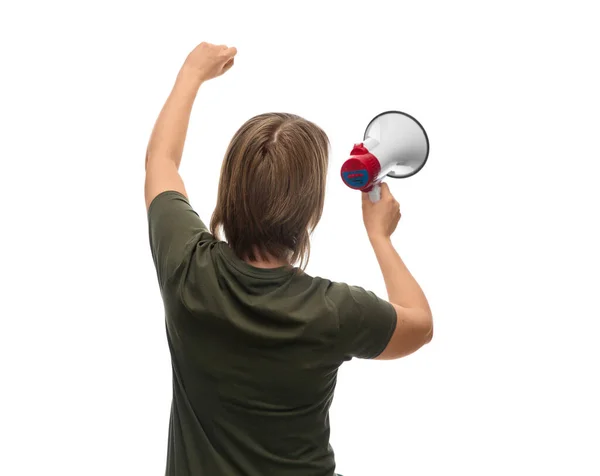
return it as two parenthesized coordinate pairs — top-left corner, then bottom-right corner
(368, 183), (381, 203)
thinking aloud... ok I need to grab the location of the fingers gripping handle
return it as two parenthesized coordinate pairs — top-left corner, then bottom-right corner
(368, 183), (382, 202)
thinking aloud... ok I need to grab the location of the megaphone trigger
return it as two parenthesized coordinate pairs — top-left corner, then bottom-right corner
(368, 183), (382, 203)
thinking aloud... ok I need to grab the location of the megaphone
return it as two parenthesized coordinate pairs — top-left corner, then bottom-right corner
(341, 110), (430, 202)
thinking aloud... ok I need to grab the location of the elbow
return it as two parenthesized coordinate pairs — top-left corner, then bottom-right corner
(422, 316), (434, 344)
(423, 326), (433, 344)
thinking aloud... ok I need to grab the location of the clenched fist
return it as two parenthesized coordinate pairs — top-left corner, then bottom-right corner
(183, 42), (237, 82)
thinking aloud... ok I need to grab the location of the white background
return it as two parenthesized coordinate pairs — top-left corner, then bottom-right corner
(1, 1), (599, 475)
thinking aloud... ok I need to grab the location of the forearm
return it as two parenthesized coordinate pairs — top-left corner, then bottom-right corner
(146, 65), (203, 169)
(369, 235), (431, 315)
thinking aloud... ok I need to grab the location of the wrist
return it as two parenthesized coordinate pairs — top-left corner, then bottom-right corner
(177, 64), (205, 89)
(368, 233), (392, 247)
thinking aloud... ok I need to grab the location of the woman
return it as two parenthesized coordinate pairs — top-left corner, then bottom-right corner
(145, 41), (433, 476)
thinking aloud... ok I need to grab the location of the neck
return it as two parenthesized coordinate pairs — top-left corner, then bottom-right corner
(243, 247), (290, 269)
(245, 257), (289, 269)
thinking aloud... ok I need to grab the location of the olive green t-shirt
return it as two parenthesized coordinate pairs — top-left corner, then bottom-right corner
(147, 191), (397, 476)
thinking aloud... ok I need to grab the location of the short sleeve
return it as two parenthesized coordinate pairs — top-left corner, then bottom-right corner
(147, 190), (211, 286)
(332, 283), (397, 360)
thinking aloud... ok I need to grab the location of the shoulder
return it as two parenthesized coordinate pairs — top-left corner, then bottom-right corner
(295, 276), (384, 323)
(321, 280), (374, 308)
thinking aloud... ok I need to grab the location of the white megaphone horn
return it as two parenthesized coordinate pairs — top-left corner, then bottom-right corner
(341, 110), (430, 202)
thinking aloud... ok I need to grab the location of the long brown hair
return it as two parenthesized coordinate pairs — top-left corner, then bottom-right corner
(210, 113), (329, 271)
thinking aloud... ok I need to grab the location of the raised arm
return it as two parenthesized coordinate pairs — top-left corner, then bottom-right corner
(144, 42), (237, 210)
(362, 183), (434, 360)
